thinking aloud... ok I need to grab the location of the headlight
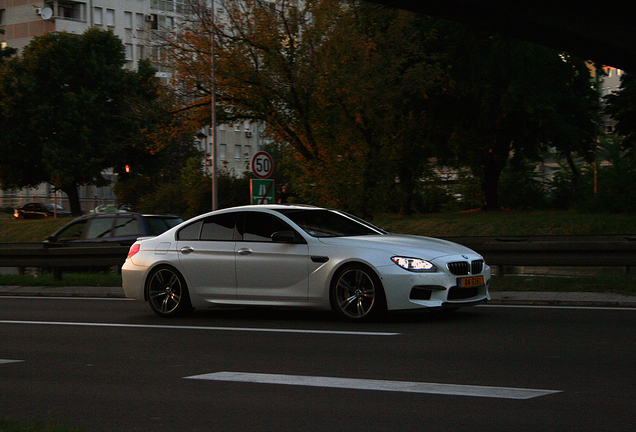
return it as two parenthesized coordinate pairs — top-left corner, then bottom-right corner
(391, 256), (437, 272)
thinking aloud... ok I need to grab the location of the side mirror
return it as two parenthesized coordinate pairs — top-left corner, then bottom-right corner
(271, 231), (302, 244)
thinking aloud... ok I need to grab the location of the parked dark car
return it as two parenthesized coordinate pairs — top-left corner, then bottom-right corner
(44, 213), (183, 246)
(14, 202), (72, 219)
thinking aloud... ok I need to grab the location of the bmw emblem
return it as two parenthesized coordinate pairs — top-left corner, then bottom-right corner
(462, 255), (469, 259)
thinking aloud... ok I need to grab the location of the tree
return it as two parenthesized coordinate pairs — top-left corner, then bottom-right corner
(439, 29), (598, 210)
(162, 0), (444, 216)
(0, 29), (162, 215)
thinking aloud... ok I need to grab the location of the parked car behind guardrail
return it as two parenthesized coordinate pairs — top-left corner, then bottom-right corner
(14, 202), (71, 219)
(44, 212), (182, 247)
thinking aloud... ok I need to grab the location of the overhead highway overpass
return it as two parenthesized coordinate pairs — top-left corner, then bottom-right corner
(367, 0), (635, 72)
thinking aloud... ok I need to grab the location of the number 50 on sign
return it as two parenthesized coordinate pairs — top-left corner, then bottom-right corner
(251, 151), (274, 179)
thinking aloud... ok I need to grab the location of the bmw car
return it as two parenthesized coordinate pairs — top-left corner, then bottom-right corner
(122, 205), (490, 321)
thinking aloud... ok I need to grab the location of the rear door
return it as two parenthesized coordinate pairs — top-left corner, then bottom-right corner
(176, 213), (238, 299)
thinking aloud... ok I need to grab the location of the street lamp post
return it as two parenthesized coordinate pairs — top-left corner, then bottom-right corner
(210, 0), (218, 211)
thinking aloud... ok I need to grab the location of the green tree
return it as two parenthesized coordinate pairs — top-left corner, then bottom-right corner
(440, 29), (597, 210)
(0, 29), (162, 215)
(0, 45), (17, 64)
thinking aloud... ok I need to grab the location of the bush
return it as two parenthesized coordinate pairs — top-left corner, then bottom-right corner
(498, 159), (548, 210)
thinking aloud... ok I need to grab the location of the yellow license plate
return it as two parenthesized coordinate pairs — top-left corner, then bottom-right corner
(458, 275), (484, 287)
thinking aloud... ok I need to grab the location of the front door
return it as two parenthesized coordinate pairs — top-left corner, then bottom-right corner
(235, 212), (309, 303)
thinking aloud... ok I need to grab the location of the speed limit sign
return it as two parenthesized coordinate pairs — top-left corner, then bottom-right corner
(251, 151), (274, 179)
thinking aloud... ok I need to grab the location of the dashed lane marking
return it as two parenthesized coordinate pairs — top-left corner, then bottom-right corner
(185, 371), (562, 400)
(0, 359), (24, 365)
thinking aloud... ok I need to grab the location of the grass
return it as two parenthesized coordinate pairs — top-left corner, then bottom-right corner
(0, 215), (72, 243)
(373, 209), (636, 237)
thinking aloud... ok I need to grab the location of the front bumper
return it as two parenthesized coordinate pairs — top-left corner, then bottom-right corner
(380, 262), (491, 310)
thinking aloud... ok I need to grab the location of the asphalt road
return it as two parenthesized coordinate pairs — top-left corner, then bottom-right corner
(1, 297), (635, 432)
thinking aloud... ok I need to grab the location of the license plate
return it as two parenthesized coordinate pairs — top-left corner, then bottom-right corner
(457, 275), (484, 287)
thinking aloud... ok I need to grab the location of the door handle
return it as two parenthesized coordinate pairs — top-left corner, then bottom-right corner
(180, 246), (194, 254)
(237, 248), (253, 255)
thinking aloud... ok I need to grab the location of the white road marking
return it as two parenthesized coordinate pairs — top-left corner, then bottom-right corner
(0, 359), (23, 365)
(185, 371), (562, 400)
(0, 320), (398, 336)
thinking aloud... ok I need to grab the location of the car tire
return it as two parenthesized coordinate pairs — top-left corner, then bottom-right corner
(145, 266), (193, 318)
(330, 264), (387, 321)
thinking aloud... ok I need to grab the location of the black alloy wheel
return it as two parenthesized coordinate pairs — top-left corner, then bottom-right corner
(331, 264), (386, 321)
(146, 266), (193, 317)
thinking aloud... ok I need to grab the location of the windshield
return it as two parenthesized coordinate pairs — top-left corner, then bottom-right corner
(43, 203), (63, 211)
(276, 209), (386, 238)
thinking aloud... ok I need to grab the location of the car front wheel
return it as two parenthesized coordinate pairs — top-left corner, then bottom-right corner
(146, 266), (193, 317)
(331, 264), (386, 321)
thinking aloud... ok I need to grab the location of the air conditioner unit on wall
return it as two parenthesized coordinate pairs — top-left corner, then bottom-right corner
(35, 8), (43, 15)
(145, 14), (154, 22)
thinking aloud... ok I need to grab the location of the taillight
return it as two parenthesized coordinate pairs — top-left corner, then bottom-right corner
(127, 244), (140, 259)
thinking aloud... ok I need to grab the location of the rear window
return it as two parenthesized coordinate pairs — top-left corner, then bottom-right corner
(114, 216), (142, 237)
(145, 217), (182, 236)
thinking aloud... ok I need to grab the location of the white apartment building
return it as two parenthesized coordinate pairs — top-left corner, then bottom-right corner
(1, 0), (269, 211)
(0, 0), (181, 71)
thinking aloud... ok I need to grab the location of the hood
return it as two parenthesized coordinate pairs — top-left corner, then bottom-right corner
(317, 234), (478, 259)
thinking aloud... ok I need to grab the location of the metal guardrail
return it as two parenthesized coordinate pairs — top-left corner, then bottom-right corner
(440, 235), (636, 268)
(0, 243), (130, 279)
(1, 235), (635, 278)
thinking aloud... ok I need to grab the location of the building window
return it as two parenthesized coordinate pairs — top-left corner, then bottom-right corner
(106, 9), (115, 27)
(135, 13), (144, 30)
(219, 144), (227, 161)
(234, 145), (241, 160)
(124, 11), (132, 29)
(165, 16), (174, 29)
(137, 45), (145, 60)
(59, 4), (81, 20)
(93, 7), (103, 25)
(125, 44), (133, 61)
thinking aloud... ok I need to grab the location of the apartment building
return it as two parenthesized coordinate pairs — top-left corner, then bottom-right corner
(0, 0), (182, 71)
(1, 0), (270, 211)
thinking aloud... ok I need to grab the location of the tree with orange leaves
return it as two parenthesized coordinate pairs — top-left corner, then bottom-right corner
(160, 0), (444, 216)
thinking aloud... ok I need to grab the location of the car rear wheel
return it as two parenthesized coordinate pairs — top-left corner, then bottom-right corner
(146, 266), (193, 317)
(331, 264), (386, 321)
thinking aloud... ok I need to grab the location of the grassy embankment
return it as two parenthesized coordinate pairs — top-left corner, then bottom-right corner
(1, 210), (636, 295)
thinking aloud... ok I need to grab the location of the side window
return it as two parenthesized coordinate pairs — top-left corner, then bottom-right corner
(177, 220), (203, 240)
(85, 217), (115, 239)
(241, 212), (293, 242)
(55, 220), (88, 242)
(114, 216), (141, 237)
(200, 213), (237, 241)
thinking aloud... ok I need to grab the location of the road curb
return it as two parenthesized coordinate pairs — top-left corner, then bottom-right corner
(489, 291), (636, 308)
